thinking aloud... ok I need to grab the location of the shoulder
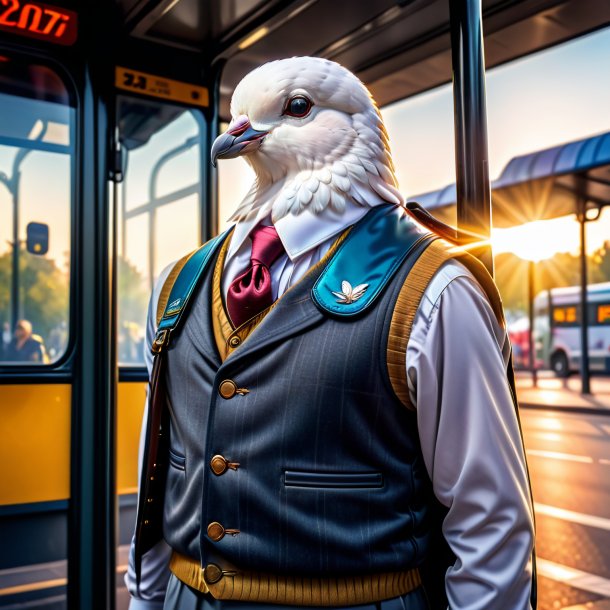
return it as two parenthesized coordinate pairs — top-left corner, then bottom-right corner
(147, 261), (179, 339)
(411, 256), (508, 365)
(418, 258), (485, 325)
(26, 336), (44, 352)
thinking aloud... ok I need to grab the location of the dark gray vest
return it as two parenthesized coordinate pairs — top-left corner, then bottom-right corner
(161, 232), (435, 577)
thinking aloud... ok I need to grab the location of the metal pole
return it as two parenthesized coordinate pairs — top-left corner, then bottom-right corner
(204, 60), (225, 240)
(11, 170), (20, 330)
(578, 196), (591, 394)
(449, 0), (493, 275)
(149, 209), (156, 292)
(528, 260), (537, 387)
(68, 3), (117, 607)
(121, 173), (127, 261)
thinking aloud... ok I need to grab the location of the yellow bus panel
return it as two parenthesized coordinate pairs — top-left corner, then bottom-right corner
(116, 381), (147, 496)
(0, 384), (71, 505)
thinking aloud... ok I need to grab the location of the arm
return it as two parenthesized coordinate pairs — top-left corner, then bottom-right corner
(125, 264), (175, 609)
(407, 261), (534, 610)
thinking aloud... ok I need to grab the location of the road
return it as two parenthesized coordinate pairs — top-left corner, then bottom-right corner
(522, 406), (610, 610)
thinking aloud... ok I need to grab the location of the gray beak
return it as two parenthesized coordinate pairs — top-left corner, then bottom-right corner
(211, 115), (268, 166)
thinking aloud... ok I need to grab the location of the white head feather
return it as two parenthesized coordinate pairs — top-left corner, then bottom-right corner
(225, 56), (403, 223)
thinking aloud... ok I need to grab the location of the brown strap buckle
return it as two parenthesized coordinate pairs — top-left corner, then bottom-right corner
(151, 329), (171, 354)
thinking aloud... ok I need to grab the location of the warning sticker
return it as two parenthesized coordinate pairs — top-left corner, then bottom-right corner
(115, 67), (209, 108)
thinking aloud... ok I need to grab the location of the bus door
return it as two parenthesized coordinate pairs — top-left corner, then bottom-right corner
(0, 52), (74, 608)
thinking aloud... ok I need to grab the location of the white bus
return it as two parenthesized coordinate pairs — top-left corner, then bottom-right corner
(534, 282), (610, 376)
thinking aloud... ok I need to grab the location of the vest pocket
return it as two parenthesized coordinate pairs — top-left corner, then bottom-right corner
(169, 449), (186, 471)
(284, 470), (383, 489)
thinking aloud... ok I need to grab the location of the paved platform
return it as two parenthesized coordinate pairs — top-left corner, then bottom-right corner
(515, 371), (610, 412)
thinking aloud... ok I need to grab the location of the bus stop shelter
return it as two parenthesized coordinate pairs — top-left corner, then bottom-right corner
(414, 130), (610, 393)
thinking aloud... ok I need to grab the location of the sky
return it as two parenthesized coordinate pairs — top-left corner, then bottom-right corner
(219, 25), (610, 259)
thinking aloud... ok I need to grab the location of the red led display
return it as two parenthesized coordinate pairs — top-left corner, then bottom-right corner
(0, 1), (77, 46)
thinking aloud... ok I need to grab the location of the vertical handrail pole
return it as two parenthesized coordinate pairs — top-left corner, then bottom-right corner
(69, 4), (117, 609)
(528, 260), (538, 387)
(11, 171), (19, 330)
(203, 60), (225, 241)
(578, 193), (591, 394)
(449, 0), (493, 275)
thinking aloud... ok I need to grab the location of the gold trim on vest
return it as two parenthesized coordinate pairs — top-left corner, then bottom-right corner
(169, 551), (422, 606)
(387, 239), (507, 410)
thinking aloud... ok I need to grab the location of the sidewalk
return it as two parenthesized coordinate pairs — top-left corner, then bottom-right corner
(515, 371), (610, 412)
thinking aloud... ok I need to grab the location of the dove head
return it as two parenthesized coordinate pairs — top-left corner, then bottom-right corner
(212, 56), (403, 222)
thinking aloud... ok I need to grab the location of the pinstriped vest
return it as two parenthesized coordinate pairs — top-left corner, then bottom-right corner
(160, 218), (437, 580)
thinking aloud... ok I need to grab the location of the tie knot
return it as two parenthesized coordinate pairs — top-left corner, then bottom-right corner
(249, 225), (285, 268)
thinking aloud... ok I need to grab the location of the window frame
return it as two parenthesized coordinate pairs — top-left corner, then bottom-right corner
(0, 47), (78, 378)
(115, 93), (208, 377)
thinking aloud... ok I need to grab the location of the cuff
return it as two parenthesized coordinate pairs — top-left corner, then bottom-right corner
(128, 598), (165, 610)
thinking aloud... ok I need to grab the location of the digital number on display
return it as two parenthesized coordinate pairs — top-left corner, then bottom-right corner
(0, 0), (77, 45)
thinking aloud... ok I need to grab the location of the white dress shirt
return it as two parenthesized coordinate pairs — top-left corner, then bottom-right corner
(127, 203), (534, 610)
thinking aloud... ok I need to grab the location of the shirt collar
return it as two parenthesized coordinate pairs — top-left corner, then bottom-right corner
(226, 200), (385, 262)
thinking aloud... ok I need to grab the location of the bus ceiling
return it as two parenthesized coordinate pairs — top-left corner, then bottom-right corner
(115, 0), (610, 121)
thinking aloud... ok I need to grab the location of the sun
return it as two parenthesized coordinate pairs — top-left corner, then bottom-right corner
(491, 216), (581, 262)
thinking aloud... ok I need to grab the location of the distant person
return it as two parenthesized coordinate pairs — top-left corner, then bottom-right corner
(0, 322), (10, 360)
(5, 320), (47, 363)
(2, 322), (10, 347)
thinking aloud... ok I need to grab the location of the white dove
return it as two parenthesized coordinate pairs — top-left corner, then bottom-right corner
(212, 56), (404, 223)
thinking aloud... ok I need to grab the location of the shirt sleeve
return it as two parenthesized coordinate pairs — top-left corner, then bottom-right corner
(407, 260), (534, 610)
(125, 263), (175, 608)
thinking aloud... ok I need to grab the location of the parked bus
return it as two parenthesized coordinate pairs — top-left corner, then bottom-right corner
(534, 282), (610, 376)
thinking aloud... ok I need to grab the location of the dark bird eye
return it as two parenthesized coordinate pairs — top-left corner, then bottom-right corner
(284, 96), (312, 118)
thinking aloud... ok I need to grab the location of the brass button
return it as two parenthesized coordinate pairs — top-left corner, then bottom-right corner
(219, 380), (237, 399)
(207, 521), (225, 541)
(204, 563), (223, 584)
(229, 336), (241, 348)
(210, 455), (228, 475)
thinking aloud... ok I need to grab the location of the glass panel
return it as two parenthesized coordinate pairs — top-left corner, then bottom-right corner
(116, 98), (204, 366)
(0, 55), (73, 365)
(115, 97), (205, 609)
(217, 121), (255, 231)
(0, 54), (73, 610)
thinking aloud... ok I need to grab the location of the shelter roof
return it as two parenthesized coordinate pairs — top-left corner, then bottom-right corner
(413, 131), (610, 227)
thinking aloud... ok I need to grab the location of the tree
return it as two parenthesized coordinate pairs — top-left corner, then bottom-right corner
(117, 256), (149, 364)
(0, 247), (69, 351)
(494, 244), (610, 319)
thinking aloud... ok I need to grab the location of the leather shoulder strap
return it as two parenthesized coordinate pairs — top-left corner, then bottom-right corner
(312, 204), (434, 317)
(387, 240), (506, 410)
(156, 250), (195, 327)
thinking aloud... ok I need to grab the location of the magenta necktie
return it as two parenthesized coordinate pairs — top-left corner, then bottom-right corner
(227, 225), (285, 328)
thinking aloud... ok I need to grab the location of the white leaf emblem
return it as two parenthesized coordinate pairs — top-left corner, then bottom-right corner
(332, 281), (369, 304)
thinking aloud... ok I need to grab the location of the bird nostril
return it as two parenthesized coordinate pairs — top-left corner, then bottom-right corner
(227, 115), (251, 137)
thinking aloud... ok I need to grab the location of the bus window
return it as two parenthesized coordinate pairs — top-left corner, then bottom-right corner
(217, 122), (255, 231)
(553, 305), (578, 326)
(116, 98), (204, 366)
(553, 308), (565, 324)
(0, 55), (73, 365)
(598, 304), (610, 325)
